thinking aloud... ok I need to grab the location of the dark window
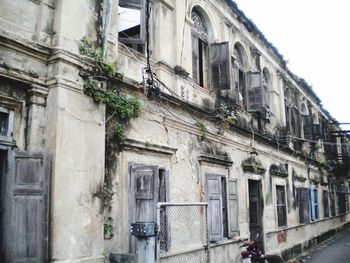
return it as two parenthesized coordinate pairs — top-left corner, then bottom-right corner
(323, 190), (330, 218)
(0, 112), (9, 136)
(276, 186), (287, 227)
(297, 188), (310, 223)
(209, 42), (230, 91)
(338, 192), (347, 214)
(234, 46), (246, 109)
(329, 183), (336, 216)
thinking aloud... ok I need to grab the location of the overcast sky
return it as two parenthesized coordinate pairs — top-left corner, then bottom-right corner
(233, 0), (350, 128)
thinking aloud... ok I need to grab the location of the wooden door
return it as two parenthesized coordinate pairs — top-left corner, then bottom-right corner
(129, 164), (159, 263)
(1, 151), (50, 262)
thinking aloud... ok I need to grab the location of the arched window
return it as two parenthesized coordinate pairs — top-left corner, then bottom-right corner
(191, 9), (209, 88)
(233, 45), (246, 108)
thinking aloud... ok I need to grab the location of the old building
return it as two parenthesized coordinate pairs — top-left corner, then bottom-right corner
(0, 0), (349, 262)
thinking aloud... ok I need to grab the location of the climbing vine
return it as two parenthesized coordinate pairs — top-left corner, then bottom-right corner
(79, 37), (141, 141)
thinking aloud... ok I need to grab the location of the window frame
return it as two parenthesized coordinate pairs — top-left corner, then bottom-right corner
(276, 185), (287, 228)
(191, 9), (209, 88)
(0, 106), (14, 140)
(118, 0), (146, 53)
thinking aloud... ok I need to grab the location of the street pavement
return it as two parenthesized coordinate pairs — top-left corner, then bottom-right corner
(299, 228), (350, 263)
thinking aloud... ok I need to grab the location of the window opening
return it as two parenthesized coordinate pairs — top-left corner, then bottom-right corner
(310, 189), (319, 220)
(118, 0), (145, 53)
(276, 185), (287, 227)
(191, 9), (209, 88)
(297, 188), (310, 223)
(323, 190), (330, 218)
(0, 112), (9, 136)
(234, 46), (245, 109)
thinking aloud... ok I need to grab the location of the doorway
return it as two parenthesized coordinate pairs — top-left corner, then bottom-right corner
(248, 180), (264, 249)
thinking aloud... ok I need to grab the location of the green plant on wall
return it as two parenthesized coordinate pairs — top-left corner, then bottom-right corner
(195, 121), (208, 141)
(80, 37), (141, 141)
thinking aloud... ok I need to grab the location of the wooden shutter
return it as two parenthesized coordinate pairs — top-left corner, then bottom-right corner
(119, 0), (143, 9)
(246, 72), (263, 112)
(3, 151), (50, 262)
(192, 35), (200, 84)
(298, 188), (310, 223)
(209, 42), (231, 91)
(207, 175), (223, 241)
(233, 66), (240, 106)
(131, 164), (159, 223)
(227, 179), (239, 237)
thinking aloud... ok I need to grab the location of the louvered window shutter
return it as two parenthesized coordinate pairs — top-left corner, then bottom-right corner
(246, 72), (263, 112)
(227, 179), (239, 237)
(209, 42), (231, 91)
(192, 35), (200, 84)
(207, 176), (223, 241)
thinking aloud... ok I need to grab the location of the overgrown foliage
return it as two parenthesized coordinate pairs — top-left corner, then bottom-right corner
(195, 121), (208, 141)
(80, 37), (141, 141)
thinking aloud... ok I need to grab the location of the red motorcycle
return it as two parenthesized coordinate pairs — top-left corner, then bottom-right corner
(240, 236), (268, 263)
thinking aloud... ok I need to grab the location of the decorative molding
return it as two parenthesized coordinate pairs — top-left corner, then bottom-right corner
(120, 139), (177, 156)
(198, 154), (233, 167)
(270, 163), (288, 178)
(242, 156), (266, 175)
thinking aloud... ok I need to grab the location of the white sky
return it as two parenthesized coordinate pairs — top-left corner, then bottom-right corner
(233, 0), (350, 128)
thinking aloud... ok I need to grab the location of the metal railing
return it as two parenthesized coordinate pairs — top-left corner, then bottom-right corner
(156, 202), (210, 263)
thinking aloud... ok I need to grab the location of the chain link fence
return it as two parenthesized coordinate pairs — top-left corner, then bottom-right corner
(156, 203), (210, 263)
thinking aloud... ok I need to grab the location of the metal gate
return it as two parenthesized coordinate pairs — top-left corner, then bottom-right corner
(156, 203), (210, 263)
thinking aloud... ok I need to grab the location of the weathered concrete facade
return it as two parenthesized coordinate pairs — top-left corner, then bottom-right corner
(0, 0), (350, 262)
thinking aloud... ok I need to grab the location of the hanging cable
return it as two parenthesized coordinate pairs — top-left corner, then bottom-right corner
(145, 0), (154, 86)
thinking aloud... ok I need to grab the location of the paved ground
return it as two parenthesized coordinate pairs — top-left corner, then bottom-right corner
(298, 228), (350, 263)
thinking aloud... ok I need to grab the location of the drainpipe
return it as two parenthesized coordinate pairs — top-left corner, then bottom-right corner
(102, 0), (112, 58)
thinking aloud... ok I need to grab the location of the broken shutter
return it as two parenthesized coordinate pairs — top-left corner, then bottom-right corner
(246, 72), (263, 112)
(4, 151), (50, 262)
(233, 65), (241, 106)
(192, 35), (200, 84)
(209, 42), (231, 91)
(119, 0), (143, 9)
(227, 179), (239, 237)
(298, 188), (310, 224)
(207, 175), (223, 241)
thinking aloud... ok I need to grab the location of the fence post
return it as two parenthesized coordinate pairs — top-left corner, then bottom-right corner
(156, 203), (161, 263)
